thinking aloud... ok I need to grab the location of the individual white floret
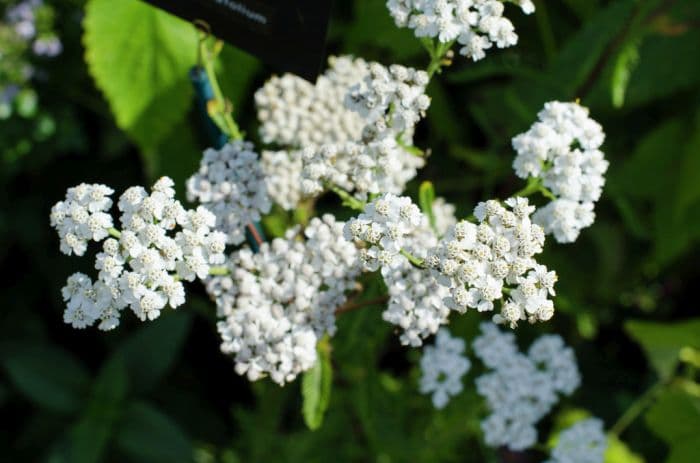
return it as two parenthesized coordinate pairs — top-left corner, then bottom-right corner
(386, 0), (534, 62)
(419, 328), (471, 408)
(187, 141), (272, 245)
(512, 101), (608, 243)
(545, 418), (608, 463)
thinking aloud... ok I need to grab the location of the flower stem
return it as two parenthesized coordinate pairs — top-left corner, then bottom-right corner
(336, 295), (389, 315)
(512, 177), (557, 201)
(108, 227), (121, 239)
(513, 177), (542, 197)
(610, 378), (668, 437)
(329, 185), (366, 211)
(400, 249), (426, 269)
(199, 39), (243, 141)
(426, 40), (455, 78)
(208, 266), (230, 276)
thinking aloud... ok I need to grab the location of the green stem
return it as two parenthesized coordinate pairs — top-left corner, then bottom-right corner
(512, 177), (557, 201)
(400, 249), (426, 269)
(329, 185), (366, 211)
(208, 266), (230, 276)
(610, 378), (668, 437)
(199, 41), (243, 141)
(513, 177), (542, 197)
(108, 227), (121, 239)
(426, 40), (455, 78)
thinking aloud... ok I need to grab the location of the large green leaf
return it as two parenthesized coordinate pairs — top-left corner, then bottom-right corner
(625, 319), (700, 379)
(112, 311), (193, 395)
(606, 435), (645, 463)
(83, 0), (196, 152)
(645, 390), (700, 463)
(115, 401), (193, 462)
(301, 338), (333, 430)
(67, 357), (129, 463)
(2, 344), (90, 414)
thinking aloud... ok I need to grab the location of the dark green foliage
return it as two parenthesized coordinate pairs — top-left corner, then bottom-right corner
(1, 0), (700, 462)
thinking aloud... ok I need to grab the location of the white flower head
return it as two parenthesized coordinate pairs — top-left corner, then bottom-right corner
(54, 177), (225, 331)
(545, 418), (608, 463)
(473, 323), (581, 451)
(512, 101), (608, 243)
(50, 183), (114, 256)
(387, 0), (534, 61)
(419, 328), (471, 408)
(428, 197), (557, 325)
(211, 215), (361, 385)
(187, 141), (272, 245)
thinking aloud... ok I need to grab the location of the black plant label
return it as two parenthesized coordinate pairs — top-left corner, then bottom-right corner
(142, 0), (332, 81)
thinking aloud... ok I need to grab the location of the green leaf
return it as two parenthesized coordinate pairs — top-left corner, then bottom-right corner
(113, 311), (193, 395)
(645, 390), (700, 463)
(115, 401), (193, 462)
(2, 344), (90, 414)
(561, 0), (601, 20)
(556, 0), (634, 93)
(67, 357), (128, 463)
(606, 435), (645, 463)
(83, 0), (196, 153)
(418, 181), (436, 232)
(625, 319), (700, 379)
(611, 39), (641, 108)
(625, 28), (700, 107)
(301, 338), (333, 430)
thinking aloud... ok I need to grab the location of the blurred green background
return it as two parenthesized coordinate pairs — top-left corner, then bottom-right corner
(1, 0), (700, 462)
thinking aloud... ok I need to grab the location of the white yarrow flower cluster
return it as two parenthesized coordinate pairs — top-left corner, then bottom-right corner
(187, 141), (272, 245)
(255, 56), (367, 148)
(382, 199), (457, 346)
(386, 0), (534, 61)
(427, 197), (557, 326)
(301, 61), (429, 199)
(50, 183), (114, 256)
(344, 194), (425, 275)
(546, 418), (608, 463)
(345, 62), (430, 141)
(256, 56), (427, 204)
(53, 177), (226, 330)
(419, 328), (471, 409)
(211, 215), (360, 385)
(473, 323), (581, 451)
(512, 101), (608, 243)
(300, 137), (424, 199)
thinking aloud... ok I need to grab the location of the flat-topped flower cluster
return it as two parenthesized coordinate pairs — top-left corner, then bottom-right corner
(387, 0), (535, 61)
(512, 101), (608, 243)
(473, 323), (580, 450)
(208, 215), (361, 385)
(51, 177), (226, 330)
